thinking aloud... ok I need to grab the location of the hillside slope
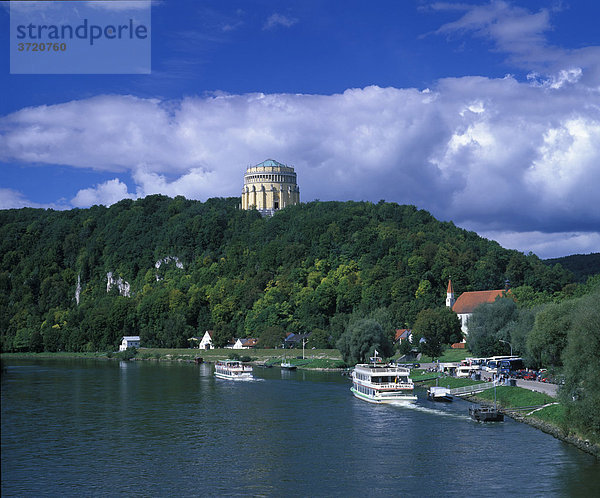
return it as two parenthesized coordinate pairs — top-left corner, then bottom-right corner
(544, 253), (600, 282)
(0, 196), (573, 352)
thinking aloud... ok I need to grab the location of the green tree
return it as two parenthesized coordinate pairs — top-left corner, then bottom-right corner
(560, 291), (600, 442)
(336, 318), (393, 364)
(397, 337), (412, 356)
(467, 297), (518, 357)
(211, 322), (234, 348)
(307, 328), (331, 349)
(526, 299), (575, 368)
(259, 325), (286, 349)
(412, 307), (462, 360)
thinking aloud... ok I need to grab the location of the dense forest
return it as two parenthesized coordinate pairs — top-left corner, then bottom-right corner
(0, 195), (577, 353)
(544, 253), (600, 282)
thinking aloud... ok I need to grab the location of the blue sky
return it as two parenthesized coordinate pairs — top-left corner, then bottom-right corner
(1, 0), (600, 259)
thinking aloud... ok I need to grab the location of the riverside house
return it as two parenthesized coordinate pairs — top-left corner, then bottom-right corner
(119, 336), (140, 351)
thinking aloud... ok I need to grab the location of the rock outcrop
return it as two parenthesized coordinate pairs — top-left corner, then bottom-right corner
(106, 272), (131, 297)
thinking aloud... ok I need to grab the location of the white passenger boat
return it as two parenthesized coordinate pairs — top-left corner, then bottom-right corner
(214, 360), (253, 380)
(351, 354), (417, 404)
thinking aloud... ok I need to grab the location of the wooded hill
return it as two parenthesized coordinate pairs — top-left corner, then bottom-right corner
(0, 196), (575, 352)
(544, 253), (600, 282)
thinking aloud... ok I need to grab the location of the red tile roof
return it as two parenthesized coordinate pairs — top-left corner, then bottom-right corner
(242, 338), (259, 347)
(447, 279), (454, 294)
(395, 329), (411, 341)
(452, 290), (506, 314)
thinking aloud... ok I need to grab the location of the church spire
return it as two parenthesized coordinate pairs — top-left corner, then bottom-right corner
(446, 278), (455, 309)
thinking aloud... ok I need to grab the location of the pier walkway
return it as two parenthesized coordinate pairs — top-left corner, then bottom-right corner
(449, 380), (500, 397)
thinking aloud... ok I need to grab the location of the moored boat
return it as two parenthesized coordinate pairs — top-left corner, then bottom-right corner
(469, 381), (503, 421)
(469, 405), (504, 422)
(351, 354), (417, 404)
(214, 360), (253, 380)
(427, 386), (453, 402)
(280, 361), (297, 370)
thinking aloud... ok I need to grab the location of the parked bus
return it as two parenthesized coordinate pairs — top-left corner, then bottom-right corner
(482, 356), (519, 373)
(498, 358), (525, 375)
(461, 357), (487, 367)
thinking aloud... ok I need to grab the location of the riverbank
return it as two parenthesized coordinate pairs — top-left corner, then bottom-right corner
(420, 375), (599, 459)
(0, 349), (346, 369)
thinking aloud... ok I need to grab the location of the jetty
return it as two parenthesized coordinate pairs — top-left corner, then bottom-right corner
(449, 379), (501, 397)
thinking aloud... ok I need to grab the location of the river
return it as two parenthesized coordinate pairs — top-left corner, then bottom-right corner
(2, 359), (598, 496)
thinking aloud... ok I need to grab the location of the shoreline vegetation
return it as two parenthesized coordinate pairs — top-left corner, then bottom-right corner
(0, 348), (347, 370)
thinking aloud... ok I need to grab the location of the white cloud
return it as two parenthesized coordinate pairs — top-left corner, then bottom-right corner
(133, 167), (218, 199)
(0, 187), (63, 210)
(263, 13), (298, 30)
(527, 68), (583, 89)
(85, 1), (153, 12)
(476, 230), (600, 260)
(1, 77), (598, 251)
(71, 178), (135, 207)
(0, 188), (32, 209)
(432, 1), (600, 87)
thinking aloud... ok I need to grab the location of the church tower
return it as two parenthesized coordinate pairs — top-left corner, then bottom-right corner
(446, 279), (455, 309)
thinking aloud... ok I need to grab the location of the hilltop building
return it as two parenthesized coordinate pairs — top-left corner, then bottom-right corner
(241, 159), (300, 216)
(446, 279), (507, 335)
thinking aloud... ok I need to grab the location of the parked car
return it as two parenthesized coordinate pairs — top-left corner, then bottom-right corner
(537, 369), (548, 382)
(523, 371), (537, 380)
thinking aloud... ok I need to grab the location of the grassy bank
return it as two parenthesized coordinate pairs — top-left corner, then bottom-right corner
(421, 374), (599, 457)
(1, 351), (111, 360)
(1, 348), (345, 369)
(395, 347), (471, 365)
(418, 348), (471, 363)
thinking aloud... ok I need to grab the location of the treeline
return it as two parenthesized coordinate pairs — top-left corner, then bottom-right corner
(0, 195), (576, 353)
(466, 277), (600, 441)
(544, 253), (600, 282)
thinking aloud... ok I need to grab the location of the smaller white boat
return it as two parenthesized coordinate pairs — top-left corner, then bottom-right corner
(215, 360), (253, 380)
(281, 361), (297, 370)
(427, 386), (453, 402)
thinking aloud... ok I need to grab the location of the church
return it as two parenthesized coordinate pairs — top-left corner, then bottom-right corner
(241, 159), (300, 216)
(446, 279), (508, 336)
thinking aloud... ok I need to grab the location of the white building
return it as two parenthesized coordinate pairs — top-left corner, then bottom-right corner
(446, 279), (507, 335)
(199, 330), (214, 350)
(119, 336), (140, 351)
(228, 338), (259, 349)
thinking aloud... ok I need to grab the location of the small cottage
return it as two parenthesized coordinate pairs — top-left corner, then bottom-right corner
(229, 338), (259, 349)
(119, 336), (140, 351)
(199, 330), (214, 350)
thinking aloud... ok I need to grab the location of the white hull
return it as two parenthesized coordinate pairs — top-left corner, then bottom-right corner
(215, 371), (253, 380)
(351, 387), (417, 404)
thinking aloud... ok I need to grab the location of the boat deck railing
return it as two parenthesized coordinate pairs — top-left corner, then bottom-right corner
(366, 381), (413, 389)
(356, 366), (411, 374)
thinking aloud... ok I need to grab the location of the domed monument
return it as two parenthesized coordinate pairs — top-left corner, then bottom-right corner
(241, 159), (300, 216)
